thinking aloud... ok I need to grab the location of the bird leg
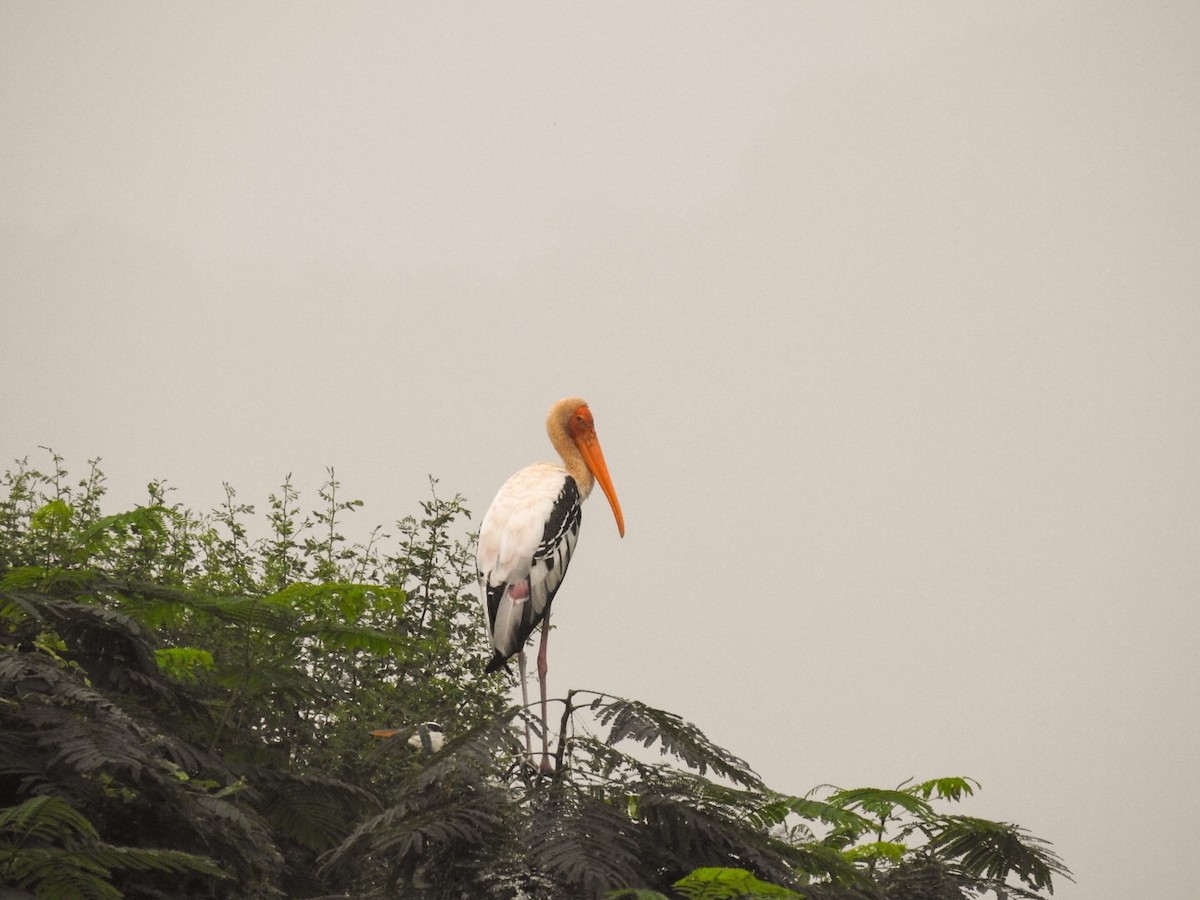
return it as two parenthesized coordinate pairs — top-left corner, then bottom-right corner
(517, 650), (534, 763)
(536, 611), (552, 773)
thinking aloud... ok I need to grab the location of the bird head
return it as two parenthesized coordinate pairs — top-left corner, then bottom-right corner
(549, 397), (625, 538)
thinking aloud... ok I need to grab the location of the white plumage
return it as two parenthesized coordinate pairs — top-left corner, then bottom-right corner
(479, 463), (581, 666)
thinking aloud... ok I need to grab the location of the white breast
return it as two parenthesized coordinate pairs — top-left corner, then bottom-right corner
(478, 462), (570, 588)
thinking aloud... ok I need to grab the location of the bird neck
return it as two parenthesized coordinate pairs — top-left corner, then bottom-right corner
(566, 458), (594, 499)
(549, 426), (593, 499)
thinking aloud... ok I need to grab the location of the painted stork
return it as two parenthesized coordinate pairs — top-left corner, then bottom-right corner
(478, 397), (625, 772)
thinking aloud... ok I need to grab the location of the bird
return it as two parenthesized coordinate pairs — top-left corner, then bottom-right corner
(477, 397), (625, 772)
(369, 721), (445, 753)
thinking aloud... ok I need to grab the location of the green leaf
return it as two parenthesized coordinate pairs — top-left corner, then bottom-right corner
(593, 695), (763, 790)
(531, 790), (647, 896)
(0, 796), (227, 897)
(907, 776), (979, 803)
(930, 815), (1072, 892)
(154, 646), (214, 681)
(30, 499), (73, 532)
(267, 581), (406, 622)
(756, 794), (877, 835)
(0, 795), (99, 843)
(673, 867), (803, 899)
(824, 786), (936, 822)
(844, 840), (908, 864)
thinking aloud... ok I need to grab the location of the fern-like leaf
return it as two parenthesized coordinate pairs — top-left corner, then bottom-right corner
(822, 786), (936, 822)
(320, 718), (516, 881)
(530, 789), (648, 896)
(250, 768), (380, 853)
(753, 793), (877, 836)
(0, 795), (99, 842)
(320, 780), (508, 880)
(930, 815), (1072, 893)
(593, 695), (763, 790)
(633, 790), (800, 889)
(0, 795), (227, 899)
(907, 776), (979, 803)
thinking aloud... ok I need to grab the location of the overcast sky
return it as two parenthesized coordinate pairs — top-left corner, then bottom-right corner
(3, 3), (1198, 897)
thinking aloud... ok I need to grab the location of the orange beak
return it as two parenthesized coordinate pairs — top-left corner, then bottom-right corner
(571, 410), (625, 538)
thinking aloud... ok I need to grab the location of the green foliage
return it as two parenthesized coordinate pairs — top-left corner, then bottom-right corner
(0, 795), (227, 900)
(318, 685), (1067, 899)
(671, 867), (803, 899)
(1, 451), (1071, 899)
(790, 778), (1072, 900)
(153, 645), (214, 682)
(1, 452), (499, 897)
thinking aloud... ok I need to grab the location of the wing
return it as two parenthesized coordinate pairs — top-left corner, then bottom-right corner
(477, 462), (582, 670)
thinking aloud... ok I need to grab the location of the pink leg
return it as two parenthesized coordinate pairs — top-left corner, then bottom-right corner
(537, 612), (552, 772)
(517, 650), (533, 762)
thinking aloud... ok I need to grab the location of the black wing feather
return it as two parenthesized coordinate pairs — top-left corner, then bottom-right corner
(484, 477), (582, 672)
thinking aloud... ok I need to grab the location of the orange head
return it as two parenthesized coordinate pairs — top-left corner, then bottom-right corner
(549, 398), (625, 537)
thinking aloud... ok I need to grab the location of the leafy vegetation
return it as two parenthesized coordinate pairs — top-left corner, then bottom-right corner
(0, 451), (1070, 898)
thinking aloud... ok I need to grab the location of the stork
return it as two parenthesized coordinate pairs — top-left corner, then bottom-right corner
(478, 397), (625, 772)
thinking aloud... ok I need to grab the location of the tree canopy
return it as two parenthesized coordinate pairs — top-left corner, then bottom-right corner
(0, 452), (1070, 899)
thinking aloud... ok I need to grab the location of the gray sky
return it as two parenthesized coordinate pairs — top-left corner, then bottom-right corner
(3, 3), (1198, 896)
